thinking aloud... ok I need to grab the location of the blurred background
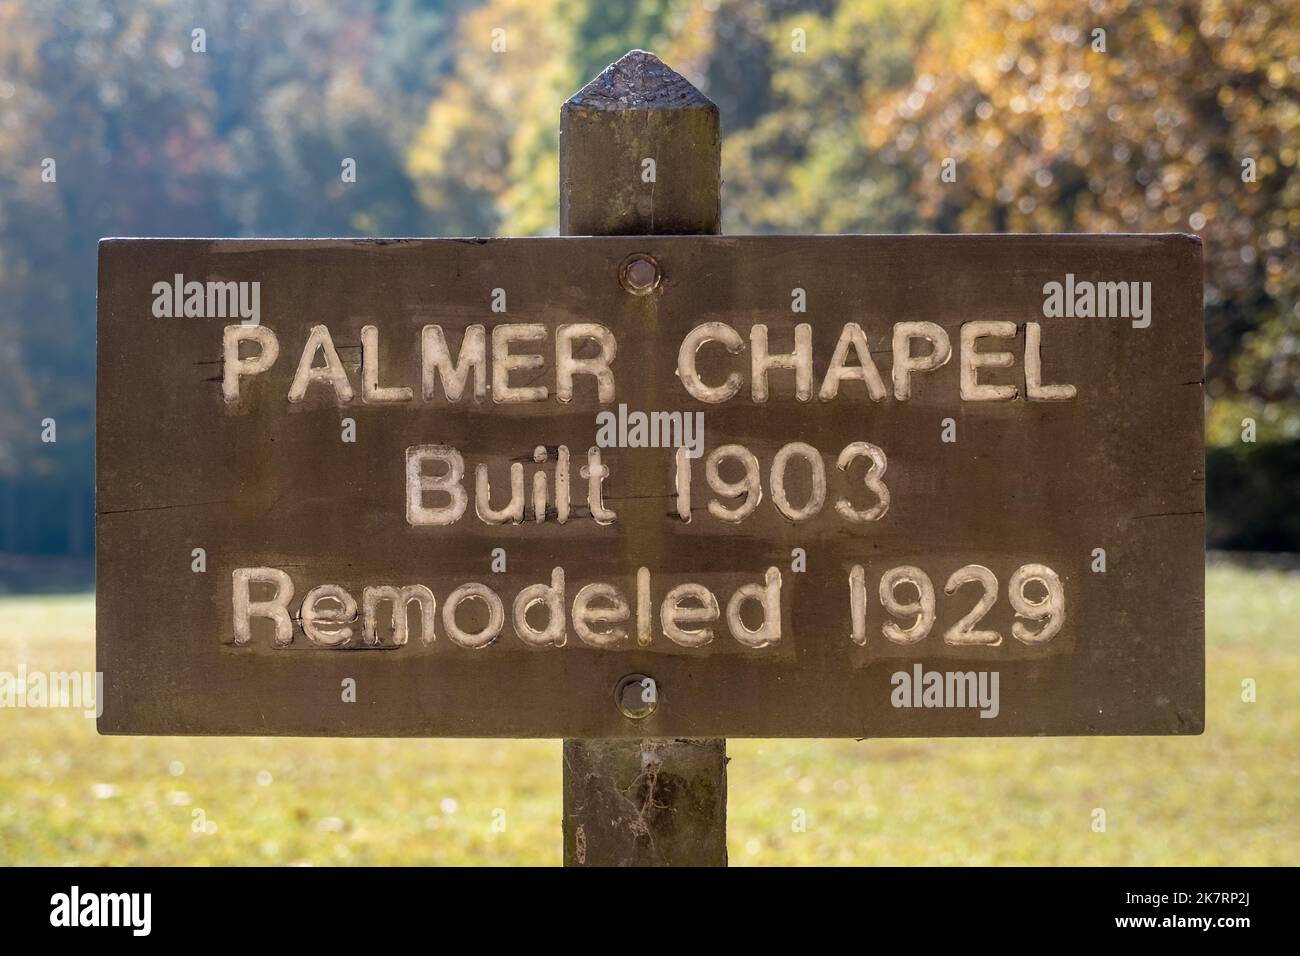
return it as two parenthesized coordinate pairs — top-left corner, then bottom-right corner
(0, 0), (1295, 865)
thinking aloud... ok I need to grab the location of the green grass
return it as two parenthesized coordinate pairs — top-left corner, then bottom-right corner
(0, 565), (1296, 865)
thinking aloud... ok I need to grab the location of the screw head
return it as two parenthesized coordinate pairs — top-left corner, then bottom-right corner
(619, 254), (660, 296)
(614, 673), (657, 720)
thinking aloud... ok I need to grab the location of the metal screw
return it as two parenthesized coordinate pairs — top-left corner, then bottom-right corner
(619, 254), (660, 296)
(614, 673), (657, 719)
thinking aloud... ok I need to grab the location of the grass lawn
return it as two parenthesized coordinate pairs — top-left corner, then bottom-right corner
(0, 563), (1295, 865)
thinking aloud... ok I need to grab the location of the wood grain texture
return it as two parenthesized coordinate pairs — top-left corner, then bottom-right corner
(96, 233), (1205, 738)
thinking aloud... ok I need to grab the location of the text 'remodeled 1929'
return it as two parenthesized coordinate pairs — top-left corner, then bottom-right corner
(96, 234), (1204, 738)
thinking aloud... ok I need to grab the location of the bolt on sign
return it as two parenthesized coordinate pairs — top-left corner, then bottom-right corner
(96, 234), (1204, 737)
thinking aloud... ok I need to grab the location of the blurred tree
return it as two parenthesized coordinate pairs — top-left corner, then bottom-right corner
(869, 0), (1299, 442)
(722, 0), (954, 233)
(404, 0), (859, 235)
(407, 0), (703, 235)
(405, 0), (953, 234)
(0, 0), (468, 557)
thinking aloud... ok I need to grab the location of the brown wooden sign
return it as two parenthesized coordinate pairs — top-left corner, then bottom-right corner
(96, 234), (1204, 738)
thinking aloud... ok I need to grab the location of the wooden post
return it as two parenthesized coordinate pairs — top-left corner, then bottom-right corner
(559, 50), (727, 867)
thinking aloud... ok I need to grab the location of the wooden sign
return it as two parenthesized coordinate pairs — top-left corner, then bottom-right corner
(96, 234), (1204, 738)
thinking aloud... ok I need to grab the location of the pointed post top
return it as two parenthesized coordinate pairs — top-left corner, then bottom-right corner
(559, 49), (721, 235)
(565, 50), (715, 112)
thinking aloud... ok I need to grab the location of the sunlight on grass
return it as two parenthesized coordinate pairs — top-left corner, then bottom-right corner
(0, 565), (1295, 865)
